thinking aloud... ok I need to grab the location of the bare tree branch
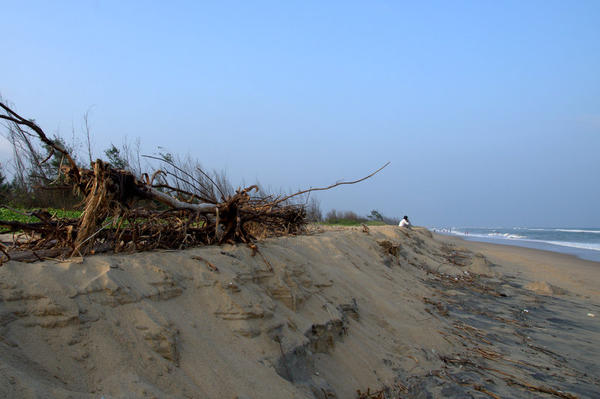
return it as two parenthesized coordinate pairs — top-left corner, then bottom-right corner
(272, 161), (391, 205)
(83, 107), (94, 165)
(0, 102), (79, 175)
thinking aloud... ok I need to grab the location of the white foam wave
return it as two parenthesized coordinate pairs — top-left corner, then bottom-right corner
(541, 241), (600, 252)
(446, 230), (600, 252)
(487, 232), (526, 239)
(515, 228), (600, 234)
(450, 231), (525, 240)
(553, 229), (600, 234)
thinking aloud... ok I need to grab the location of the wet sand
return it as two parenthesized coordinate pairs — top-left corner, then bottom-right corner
(429, 232), (600, 398)
(435, 233), (600, 299)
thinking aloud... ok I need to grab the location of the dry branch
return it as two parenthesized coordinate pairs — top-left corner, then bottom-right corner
(272, 161), (390, 206)
(0, 103), (79, 175)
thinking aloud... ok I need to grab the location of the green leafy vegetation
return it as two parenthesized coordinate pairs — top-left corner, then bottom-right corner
(320, 219), (386, 226)
(104, 144), (129, 169)
(319, 209), (399, 226)
(0, 208), (82, 224)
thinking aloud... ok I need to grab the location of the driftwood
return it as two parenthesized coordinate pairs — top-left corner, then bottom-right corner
(0, 102), (389, 262)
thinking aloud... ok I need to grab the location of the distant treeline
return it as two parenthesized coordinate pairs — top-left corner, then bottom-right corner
(0, 135), (139, 209)
(0, 97), (158, 210)
(304, 202), (399, 226)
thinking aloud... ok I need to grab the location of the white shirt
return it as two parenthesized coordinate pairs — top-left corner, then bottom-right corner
(399, 219), (411, 227)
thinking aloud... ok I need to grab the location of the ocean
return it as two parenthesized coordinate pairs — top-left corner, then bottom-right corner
(434, 227), (600, 262)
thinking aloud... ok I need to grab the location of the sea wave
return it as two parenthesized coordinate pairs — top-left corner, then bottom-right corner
(487, 232), (526, 239)
(451, 231), (525, 240)
(447, 231), (600, 252)
(541, 241), (600, 252)
(515, 228), (600, 234)
(553, 229), (600, 234)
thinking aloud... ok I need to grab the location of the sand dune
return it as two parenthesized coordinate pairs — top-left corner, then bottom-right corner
(0, 226), (598, 398)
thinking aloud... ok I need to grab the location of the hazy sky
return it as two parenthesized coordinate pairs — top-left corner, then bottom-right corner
(1, 1), (598, 227)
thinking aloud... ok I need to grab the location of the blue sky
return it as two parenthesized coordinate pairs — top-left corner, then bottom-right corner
(1, 1), (599, 227)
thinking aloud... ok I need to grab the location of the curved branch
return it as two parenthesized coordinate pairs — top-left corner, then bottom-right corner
(0, 103), (79, 177)
(151, 183), (214, 204)
(272, 161), (391, 206)
(137, 185), (217, 213)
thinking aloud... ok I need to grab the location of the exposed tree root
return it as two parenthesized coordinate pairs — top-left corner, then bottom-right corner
(0, 101), (389, 262)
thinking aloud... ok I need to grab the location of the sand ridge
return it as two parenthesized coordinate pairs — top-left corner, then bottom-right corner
(0, 226), (598, 398)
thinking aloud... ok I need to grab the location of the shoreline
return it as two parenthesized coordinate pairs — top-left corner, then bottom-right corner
(434, 231), (600, 262)
(434, 231), (600, 298)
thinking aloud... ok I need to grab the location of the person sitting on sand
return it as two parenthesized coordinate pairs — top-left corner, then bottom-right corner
(399, 215), (411, 228)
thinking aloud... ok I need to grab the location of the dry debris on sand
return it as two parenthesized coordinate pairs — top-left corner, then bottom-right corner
(0, 226), (598, 398)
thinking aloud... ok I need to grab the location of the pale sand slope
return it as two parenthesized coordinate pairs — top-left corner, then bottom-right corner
(0, 226), (598, 398)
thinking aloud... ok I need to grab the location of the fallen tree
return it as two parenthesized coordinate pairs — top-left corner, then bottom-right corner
(0, 101), (389, 263)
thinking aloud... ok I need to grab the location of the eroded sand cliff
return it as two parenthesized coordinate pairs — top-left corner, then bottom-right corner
(0, 226), (598, 398)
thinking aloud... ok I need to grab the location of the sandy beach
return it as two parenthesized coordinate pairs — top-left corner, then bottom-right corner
(0, 226), (598, 398)
(435, 234), (600, 299)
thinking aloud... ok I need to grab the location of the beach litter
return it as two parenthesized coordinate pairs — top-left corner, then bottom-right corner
(415, 246), (586, 399)
(356, 383), (407, 399)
